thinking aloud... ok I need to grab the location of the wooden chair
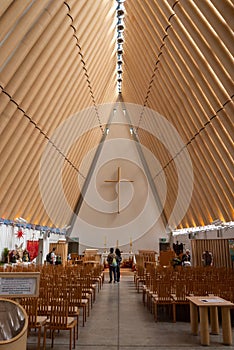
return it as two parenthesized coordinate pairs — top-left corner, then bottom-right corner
(79, 274), (95, 309)
(68, 283), (88, 327)
(153, 281), (175, 322)
(66, 287), (80, 337)
(135, 265), (146, 293)
(91, 265), (104, 292)
(192, 281), (209, 296)
(37, 295), (51, 319)
(171, 282), (190, 322)
(21, 297), (47, 350)
(43, 298), (77, 350)
(147, 277), (158, 314)
(142, 272), (151, 307)
(142, 272), (155, 312)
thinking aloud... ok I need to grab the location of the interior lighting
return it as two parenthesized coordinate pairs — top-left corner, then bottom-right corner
(116, 3), (125, 17)
(117, 32), (124, 44)
(172, 221), (234, 236)
(211, 219), (223, 226)
(15, 217), (28, 223)
(117, 18), (124, 31)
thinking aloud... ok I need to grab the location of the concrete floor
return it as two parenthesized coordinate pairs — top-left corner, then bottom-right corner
(27, 269), (234, 349)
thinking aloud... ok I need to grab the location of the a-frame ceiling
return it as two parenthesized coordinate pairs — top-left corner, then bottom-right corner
(0, 0), (233, 231)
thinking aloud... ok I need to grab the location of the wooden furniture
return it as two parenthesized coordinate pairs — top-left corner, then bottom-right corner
(20, 297), (47, 350)
(83, 249), (101, 264)
(0, 298), (28, 350)
(187, 296), (234, 346)
(50, 240), (68, 266)
(135, 265), (146, 293)
(43, 298), (77, 350)
(153, 281), (176, 322)
(171, 282), (190, 322)
(137, 265), (234, 326)
(71, 283), (88, 327)
(70, 253), (83, 265)
(159, 250), (175, 267)
(66, 288), (80, 337)
(138, 250), (156, 265)
(0, 272), (40, 298)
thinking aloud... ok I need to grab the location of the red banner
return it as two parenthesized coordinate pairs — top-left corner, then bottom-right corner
(27, 240), (39, 261)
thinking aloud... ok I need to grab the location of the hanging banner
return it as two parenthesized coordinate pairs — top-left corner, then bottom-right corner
(27, 240), (39, 261)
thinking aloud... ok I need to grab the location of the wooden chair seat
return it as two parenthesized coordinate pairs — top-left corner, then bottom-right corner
(45, 315), (75, 325)
(43, 298), (77, 350)
(37, 315), (48, 324)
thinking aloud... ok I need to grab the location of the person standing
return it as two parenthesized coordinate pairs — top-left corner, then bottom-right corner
(22, 249), (30, 262)
(202, 250), (213, 266)
(107, 247), (117, 283)
(115, 248), (122, 282)
(50, 247), (57, 265)
(182, 249), (191, 266)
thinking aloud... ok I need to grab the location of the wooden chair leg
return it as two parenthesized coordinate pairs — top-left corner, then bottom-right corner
(70, 328), (72, 350)
(73, 326), (76, 349)
(82, 305), (86, 326)
(37, 327), (41, 350)
(154, 303), (158, 322)
(43, 328), (47, 350)
(76, 316), (79, 339)
(172, 303), (176, 323)
(51, 329), (55, 348)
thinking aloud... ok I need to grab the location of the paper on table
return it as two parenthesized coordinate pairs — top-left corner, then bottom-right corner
(200, 298), (225, 303)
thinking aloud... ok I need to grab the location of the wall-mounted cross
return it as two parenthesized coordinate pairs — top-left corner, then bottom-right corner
(104, 167), (134, 213)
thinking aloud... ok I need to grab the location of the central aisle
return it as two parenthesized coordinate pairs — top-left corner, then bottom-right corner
(78, 269), (165, 349)
(76, 270), (199, 350)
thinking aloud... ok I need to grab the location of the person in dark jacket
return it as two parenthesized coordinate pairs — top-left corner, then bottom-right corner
(202, 250), (213, 266)
(115, 248), (122, 282)
(107, 247), (117, 283)
(181, 249), (191, 266)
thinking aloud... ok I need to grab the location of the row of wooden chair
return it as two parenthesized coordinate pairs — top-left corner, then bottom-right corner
(134, 265), (234, 322)
(20, 295), (78, 350)
(17, 264), (104, 350)
(38, 265), (104, 325)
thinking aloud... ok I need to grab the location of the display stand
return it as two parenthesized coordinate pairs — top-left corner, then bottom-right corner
(0, 298), (28, 350)
(83, 249), (101, 265)
(159, 250), (175, 266)
(0, 272), (40, 298)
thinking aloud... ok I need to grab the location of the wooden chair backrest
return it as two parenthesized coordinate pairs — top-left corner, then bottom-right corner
(49, 298), (69, 327)
(174, 282), (187, 301)
(157, 282), (172, 301)
(21, 297), (38, 326)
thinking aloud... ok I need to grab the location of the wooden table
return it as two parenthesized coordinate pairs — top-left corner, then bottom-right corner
(187, 296), (233, 346)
